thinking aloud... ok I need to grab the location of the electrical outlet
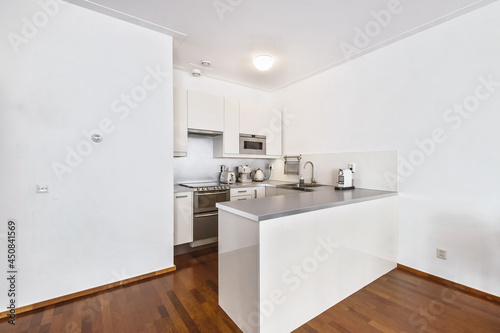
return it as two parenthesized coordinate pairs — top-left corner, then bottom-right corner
(436, 248), (447, 260)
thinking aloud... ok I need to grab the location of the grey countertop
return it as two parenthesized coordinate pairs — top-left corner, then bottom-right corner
(216, 188), (397, 222)
(174, 180), (296, 193)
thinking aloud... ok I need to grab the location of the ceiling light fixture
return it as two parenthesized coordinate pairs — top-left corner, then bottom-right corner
(201, 60), (211, 67)
(192, 69), (201, 77)
(253, 54), (274, 71)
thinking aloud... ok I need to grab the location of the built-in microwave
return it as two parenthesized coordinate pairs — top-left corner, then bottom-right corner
(239, 134), (266, 155)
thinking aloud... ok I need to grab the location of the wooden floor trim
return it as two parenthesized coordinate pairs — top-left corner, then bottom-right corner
(0, 265), (176, 319)
(397, 264), (500, 304)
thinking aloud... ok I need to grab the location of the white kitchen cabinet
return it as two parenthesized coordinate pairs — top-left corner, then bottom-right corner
(240, 101), (270, 135)
(173, 88), (188, 157)
(213, 97), (240, 157)
(230, 186), (265, 200)
(187, 90), (224, 132)
(277, 188), (298, 196)
(174, 191), (193, 245)
(254, 187), (265, 198)
(223, 97), (240, 154)
(239, 101), (282, 157)
(231, 194), (253, 201)
(265, 186), (278, 197)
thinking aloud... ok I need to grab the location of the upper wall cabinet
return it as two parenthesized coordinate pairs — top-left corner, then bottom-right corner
(187, 90), (224, 133)
(222, 97), (240, 154)
(173, 88), (188, 157)
(240, 101), (270, 135)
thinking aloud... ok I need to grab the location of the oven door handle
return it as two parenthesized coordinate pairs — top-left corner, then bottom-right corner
(194, 212), (219, 218)
(195, 191), (228, 196)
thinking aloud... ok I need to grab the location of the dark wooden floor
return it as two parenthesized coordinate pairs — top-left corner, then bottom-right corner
(1, 246), (499, 332)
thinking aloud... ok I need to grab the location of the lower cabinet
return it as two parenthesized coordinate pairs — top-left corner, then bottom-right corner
(277, 188), (298, 196)
(265, 187), (278, 197)
(230, 186), (266, 201)
(174, 192), (193, 246)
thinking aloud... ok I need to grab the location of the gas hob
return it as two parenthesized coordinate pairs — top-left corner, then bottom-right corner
(180, 182), (230, 192)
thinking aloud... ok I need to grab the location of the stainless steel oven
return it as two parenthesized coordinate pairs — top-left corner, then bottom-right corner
(239, 134), (266, 155)
(181, 182), (230, 247)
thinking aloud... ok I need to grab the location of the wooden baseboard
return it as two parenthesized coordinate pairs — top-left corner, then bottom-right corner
(397, 264), (500, 304)
(0, 265), (176, 319)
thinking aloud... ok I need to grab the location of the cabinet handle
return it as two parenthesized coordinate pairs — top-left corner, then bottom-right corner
(176, 195), (188, 198)
(237, 198), (247, 201)
(238, 190), (247, 193)
(254, 189), (257, 198)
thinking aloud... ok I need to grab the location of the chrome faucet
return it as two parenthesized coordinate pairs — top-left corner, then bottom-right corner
(303, 161), (316, 184)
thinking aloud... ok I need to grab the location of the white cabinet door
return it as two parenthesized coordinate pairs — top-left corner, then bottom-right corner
(265, 187), (278, 197)
(187, 90), (224, 132)
(240, 101), (270, 135)
(223, 97), (240, 154)
(265, 109), (282, 156)
(174, 192), (193, 245)
(277, 188), (298, 196)
(254, 187), (266, 198)
(173, 88), (188, 157)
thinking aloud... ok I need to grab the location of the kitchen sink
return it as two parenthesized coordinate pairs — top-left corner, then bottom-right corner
(277, 183), (330, 191)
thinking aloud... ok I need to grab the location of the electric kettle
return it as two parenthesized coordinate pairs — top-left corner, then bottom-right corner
(253, 168), (265, 182)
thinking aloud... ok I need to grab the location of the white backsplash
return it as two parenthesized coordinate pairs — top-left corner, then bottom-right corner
(174, 134), (271, 184)
(270, 150), (398, 191)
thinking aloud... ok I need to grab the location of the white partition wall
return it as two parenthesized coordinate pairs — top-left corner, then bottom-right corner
(219, 196), (398, 333)
(0, 1), (174, 308)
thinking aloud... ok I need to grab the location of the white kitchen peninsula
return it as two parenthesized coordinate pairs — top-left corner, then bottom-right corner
(216, 188), (398, 333)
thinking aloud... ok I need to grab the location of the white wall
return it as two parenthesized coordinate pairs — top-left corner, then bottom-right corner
(273, 2), (500, 296)
(0, 1), (174, 307)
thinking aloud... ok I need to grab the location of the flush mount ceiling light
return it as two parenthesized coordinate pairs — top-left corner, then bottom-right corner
(253, 54), (274, 71)
(192, 69), (201, 77)
(201, 60), (211, 67)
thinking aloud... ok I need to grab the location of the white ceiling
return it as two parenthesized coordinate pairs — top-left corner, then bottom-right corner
(67, 0), (496, 91)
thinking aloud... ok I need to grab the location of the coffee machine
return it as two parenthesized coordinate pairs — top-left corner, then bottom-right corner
(335, 168), (355, 190)
(238, 165), (253, 183)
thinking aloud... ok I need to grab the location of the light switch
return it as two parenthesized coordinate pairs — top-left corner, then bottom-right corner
(36, 185), (49, 193)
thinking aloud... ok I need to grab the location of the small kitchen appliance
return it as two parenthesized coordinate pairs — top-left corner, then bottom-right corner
(239, 134), (266, 155)
(238, 165), (253, 183)
(253, 168), (265, 182)
(220, 171), (236, 184)
(335, 169), (355, 190)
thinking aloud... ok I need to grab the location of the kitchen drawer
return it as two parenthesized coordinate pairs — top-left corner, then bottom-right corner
(230, 188), (253, 196)
(230, 194), (253, 201)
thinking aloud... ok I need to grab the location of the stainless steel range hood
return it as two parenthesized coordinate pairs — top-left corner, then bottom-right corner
(188, 128), (223, 136)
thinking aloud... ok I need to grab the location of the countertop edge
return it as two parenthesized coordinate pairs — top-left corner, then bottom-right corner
(217, 190), (398, 222)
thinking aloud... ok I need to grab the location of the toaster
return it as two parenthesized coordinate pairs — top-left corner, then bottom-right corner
(220, 171), (236, 184)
